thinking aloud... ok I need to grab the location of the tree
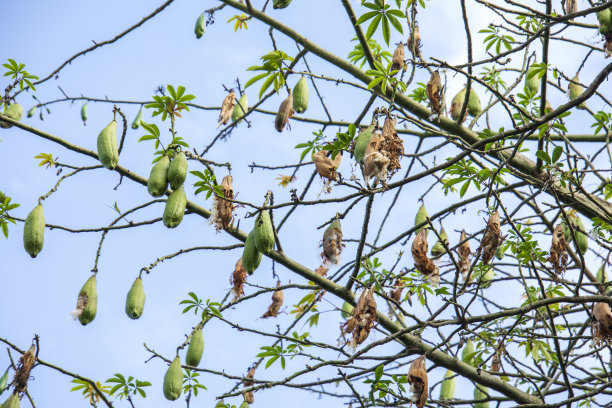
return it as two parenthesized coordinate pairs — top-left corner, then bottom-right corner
(2, 0), (612, 406)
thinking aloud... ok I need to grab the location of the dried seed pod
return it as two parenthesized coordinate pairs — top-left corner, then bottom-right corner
(439, 369), (455, 401)
(564, 0), (577, 15)
(0, 103), (23, 129)
(568, 75), (586, 109)
(218, 90), (236, 127)
(313, 150), (342, 180)
(457, 229), (472, 281)
(389, 276), (404, 304)
(593, 302), (612, 344)
(391, 42), (405, 73)
(547, 224), (568, 276)
(380, 115), (403, 176)
(231, 258), (247, 299)
(274, 92), (294, 132)
(194, 13), (206, 39)
(363, 150), (390, 185)
(13, 344), (36, 394)
(426, 71), (443, 114)
(407, 24), (421, 56)
(262, 281), (284, 318)
(411, 229), (440, 284)
(186, 328), (204, 367)
(407, 355), (428, 408)
(72, 275), (98, 326)
(243, 367), (255, 404)
(479, 211), (502, 265)
(163, 356), (182, 401)
(322, 216), (343, 264)
(210, 175), (236, 231)
(490, 343), (504, 372)
(431, 227), (449, 257)
(315, 265), (329, 276)
(125, 277), (146, 319)
(341, 287), (377, 347)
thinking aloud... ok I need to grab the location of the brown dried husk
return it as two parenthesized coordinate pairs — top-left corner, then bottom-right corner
(322, 223), (343, 264)
(490, 342), (504, 372)
(427, 71), (443, 114)
(313, 150), (342, 180)
(262, 281), (284, 318)
(243, 366), (255, 404)
(408, 25), (421, 57)
(592, 301), (612, 345)
(218, 90), (236, 127)
(14, 344), (36, 393)
(341, 287), (377, 347)
(391, 42), (405, 73)
(389, 276), (404, 303)
(411, 229), (440, 284)
(407, 355), (428, 408)
(211, 175), (236, 231)
(563, 0), (577, 14)
(479, 211), (502, 265)
(231, 258), (247, 300)
(274, 93), (294, 132)
(315, 265), (329, 277)
(605, 33), (612, 58)
(457, 229), (472, 281)
(363, 131), (389, 185)
(547, 224), (568, 276)
(381, 116), (404, 176)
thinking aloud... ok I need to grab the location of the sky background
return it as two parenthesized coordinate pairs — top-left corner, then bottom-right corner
(1, 0), (611, 407)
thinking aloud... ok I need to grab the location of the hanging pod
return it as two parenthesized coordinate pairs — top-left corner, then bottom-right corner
(524, 66), (540, 94)
(23, 203), (45, 258)
(254, 210), (275, 254)
(125, 277), (146, 319)
(242, 230), (262, 275)
(80, 103), (88, 125)
(163, 185), (187, 228)
(96, 120), (119, 169)
(0, 103), (23, 129)
(232, 93), (249, 123)
(163, 356), (182, 401)
(168, 151), (188, 190)
(186, 328), (204, 367)
(147, 155), (170, 197)
(131, 107), (143, 129)
(292, 77), (309, 113)
(194, 13), (206, 38)
(73, 275), (98, 326)
(353, 124), (375, 164)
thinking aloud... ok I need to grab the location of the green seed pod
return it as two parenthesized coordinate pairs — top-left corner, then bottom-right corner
(414, 203), (430, 235)
(186, 328), (204, 367)
(168, 151), (188, 190)
(232, 94), (249, 123)
(450, 88), (466, 121)
(292, 77), (309, 114)
(568, 75), (586, 109)
(195, 13), (206, 39)
(467, 88), (481, 117)
(2, 392), (20, 408)
(439, 369), (456, 401)
(242, 230), (262, 275)
(273, 0), (292, 9)
(163, 356), (183, 401)
(0, 103), (23, 129)
(216, 401), (226, 408)
(0, 369), (8, 395)
(597, 265), (609, 283)
(239, 402), (250, 408)
(23, 204), (45, 258)
(163, 185), (187, 228)
(26, 106), (36, 118)
(254, 210), (275, 255)
(353, 124), (375, 164)
(462, 339), (474, 365)
(431, 227), (449, 256)
(147, 155), (170, 197)
(479, 268), (495, 289)
(474, 385), (490, 408)
(524, 66), (540, 95)
(561, 213), (588, 254)
(597, 8), (612, 34)
(81, 103), (87, 125)
(76, 275), (98, 326)
(96, 120), (119, 170)
(495, 244), (505, 260)
(131, 108), (143, 129)
(125, 277), (145, 319)
(341, 301), (354, 320)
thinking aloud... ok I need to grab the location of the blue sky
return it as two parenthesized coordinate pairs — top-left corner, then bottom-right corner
(1, 0), (611, 407)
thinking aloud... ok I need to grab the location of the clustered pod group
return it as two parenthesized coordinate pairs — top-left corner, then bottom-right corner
(146, 150), (189, 228)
